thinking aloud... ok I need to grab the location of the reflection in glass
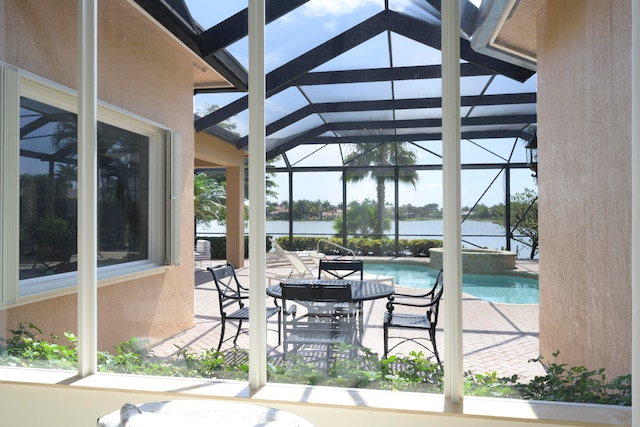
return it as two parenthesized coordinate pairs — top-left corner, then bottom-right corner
(19, 97), (149, 280)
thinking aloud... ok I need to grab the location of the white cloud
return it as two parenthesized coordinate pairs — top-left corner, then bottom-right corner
(386, 0), (414, 14)
(303, 0), (382, 17)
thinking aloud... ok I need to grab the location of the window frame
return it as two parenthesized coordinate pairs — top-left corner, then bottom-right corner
(0, 64), (174, 306)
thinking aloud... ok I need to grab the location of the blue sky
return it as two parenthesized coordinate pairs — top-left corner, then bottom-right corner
(186, 0), (538, 207)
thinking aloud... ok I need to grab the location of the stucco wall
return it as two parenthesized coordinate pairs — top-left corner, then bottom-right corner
(0, 0), (197, 351)
(194, 131), (247, 268)
(537, 0), (632, 377)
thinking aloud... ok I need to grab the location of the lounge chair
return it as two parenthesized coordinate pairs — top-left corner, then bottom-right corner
(266, 239), (395, 287)
(267, 239), (324, 285)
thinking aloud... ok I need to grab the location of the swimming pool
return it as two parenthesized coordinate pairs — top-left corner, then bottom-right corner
(364, 262), (539, 304)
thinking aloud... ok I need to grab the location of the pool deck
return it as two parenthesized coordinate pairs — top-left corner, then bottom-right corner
(151, 257), (545, 382)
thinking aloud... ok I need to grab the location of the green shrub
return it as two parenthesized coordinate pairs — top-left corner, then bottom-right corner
(275, 236), (442, 257)
(176, 346), (249, 380)
(513, 352), (632, 405)
(407, 239), (441, 257)
(0, 322), (77, 370)
(1, 323), (631, 406)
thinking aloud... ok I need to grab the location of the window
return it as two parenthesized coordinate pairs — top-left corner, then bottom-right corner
(19, 98), (150, 280)
(0, 66), (175, 303)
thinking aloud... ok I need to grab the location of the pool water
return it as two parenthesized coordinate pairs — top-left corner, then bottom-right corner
(364, 262), (539, 304)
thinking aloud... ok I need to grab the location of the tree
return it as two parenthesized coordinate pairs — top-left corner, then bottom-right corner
(343, 142), (418, 236)
(509, 188), (538, 259)
(196, 103), (237, 134)
(332, 199), (390, 237)
(194, 172), (226, 225)
(196, 103), (279, 220)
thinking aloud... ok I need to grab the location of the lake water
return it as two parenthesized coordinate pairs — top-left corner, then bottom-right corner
(198, 219), (535, 257)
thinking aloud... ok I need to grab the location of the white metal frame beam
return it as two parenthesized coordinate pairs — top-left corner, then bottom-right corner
(442, 0), (463, 404)
(248, 0), (268, 391)
(77, 0), (98, 376)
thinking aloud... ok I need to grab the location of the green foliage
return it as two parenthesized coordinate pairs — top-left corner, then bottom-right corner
(36, 215), (73, 243)
(513, 352), (632, 405)
(275, 236), (441, 257)
(407, 239), (440, 257)
(343, 142), (418, 236)
(267, 348), (442, 391)
(379, 351), (444, 392)
(268, 355), (324, 385)
(461, 351), (633, 404)
(0, 322), (77, 369)
(196, 103), (237, 133)
(1, 324), (631, 406)
(97, 337), (170, 375)
(332, 199), (391, 237)
(194, 172), (226, 225)
(176, 347), (249, 380)
(464, 370), (519, 398)
(493, 188), (538, 258)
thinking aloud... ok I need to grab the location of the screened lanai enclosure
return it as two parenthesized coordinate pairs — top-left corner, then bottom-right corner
(141, 0), (538, 257)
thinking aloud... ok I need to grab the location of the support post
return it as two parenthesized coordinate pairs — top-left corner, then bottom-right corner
(505, 167), (511, 251)
(442, 0), (463, 404)
(248, 0), (267, 391)
(77, 0), (98, 377)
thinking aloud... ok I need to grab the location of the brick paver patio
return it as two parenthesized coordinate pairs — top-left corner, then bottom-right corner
(151, 258), (546, 382)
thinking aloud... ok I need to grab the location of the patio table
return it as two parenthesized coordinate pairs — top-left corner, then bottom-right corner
(267, 278), (394, 341)
(266, 278), (394, 302)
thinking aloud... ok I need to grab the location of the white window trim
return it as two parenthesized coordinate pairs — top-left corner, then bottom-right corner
(0, 63), (20, 305)
(0, 63), (177, 305)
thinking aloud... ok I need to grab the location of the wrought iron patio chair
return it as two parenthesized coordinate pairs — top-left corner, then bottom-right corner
(383, 269), (444, 366)
(207, 263), (281, 351)
(318, 257), (395, 286)
(317, 259), (364, 336)
(280, 281), (357, 361)
(318, 259), (364, 280)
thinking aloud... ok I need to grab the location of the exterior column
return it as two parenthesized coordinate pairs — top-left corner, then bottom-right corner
(226, 165), (245, 268)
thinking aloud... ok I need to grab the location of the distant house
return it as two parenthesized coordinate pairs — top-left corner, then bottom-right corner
(269, 207), (289, 217)
(321, 209), (342, 220)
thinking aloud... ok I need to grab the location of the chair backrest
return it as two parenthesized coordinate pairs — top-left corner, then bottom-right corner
(270, 238), (285, 256)
(318, 259), (364, 280)
(207, 263), (245, 312)
(196, 239), (211, 253)
(283, 250), (316, 277)
(429, 269), (444, 326)
(280, 282), (352, 303)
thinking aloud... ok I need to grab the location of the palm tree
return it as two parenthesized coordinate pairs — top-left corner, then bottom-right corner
(343, 142), (418, 236)
(194, 172), (226, 225)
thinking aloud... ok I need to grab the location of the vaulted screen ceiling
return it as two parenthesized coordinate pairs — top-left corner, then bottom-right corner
(135, 0), (536, 162)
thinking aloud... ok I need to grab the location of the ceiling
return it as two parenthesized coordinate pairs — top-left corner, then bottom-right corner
(133, 0), (538, 164)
